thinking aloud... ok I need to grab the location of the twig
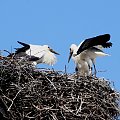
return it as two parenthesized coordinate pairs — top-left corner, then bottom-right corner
(76, 97), (83, 114)
(50, 111), (58, 120)
(44, 76), (57, 90)
(7, 89), (21, 111)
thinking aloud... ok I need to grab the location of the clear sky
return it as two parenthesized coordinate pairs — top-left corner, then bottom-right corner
(0, 0), (120, 91)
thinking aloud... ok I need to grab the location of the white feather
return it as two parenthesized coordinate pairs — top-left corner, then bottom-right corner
(16, 43), (58, 66)
(69, 44), (92, 76)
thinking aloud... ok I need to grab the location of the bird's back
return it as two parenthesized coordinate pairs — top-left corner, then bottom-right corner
(25, 44), (45, 56)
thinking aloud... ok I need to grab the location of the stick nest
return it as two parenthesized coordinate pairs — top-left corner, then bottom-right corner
(0, 57), (120, 120)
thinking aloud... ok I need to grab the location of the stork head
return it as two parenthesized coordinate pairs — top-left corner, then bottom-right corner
(46, 46), (60, 55)
(68, 44), (78, 63)
(42, 45), (59, 55)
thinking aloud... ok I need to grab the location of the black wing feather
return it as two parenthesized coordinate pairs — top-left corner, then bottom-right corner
(15, 41), (30, 54)
(77, 34), (112, 55)
(28, 56), (40, 61)
(17, 41), (29, 47)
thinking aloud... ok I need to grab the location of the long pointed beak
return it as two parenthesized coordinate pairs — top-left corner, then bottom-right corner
(68, 51), (73, 63)
(49, 48), (60, 55)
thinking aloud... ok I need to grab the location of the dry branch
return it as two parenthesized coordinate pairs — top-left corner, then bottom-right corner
(0, 57), (120, 120)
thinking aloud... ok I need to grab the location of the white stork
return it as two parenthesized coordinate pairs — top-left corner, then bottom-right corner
(68, 34), (112, 76)
(68, 44), (92, 76)
(14, 41), (60, 66)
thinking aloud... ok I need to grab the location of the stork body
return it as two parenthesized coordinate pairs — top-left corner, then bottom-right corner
(14, 41), (59, 66)
(68, 34), (112, 76)
(77, 34), (112, 76)
(84, 47), (110, 75)
(68, 44), (92, 76)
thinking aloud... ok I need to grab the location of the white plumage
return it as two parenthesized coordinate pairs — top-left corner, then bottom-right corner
(15, 41), (60, 66)
(83, 46), (110, 75)
(68, 34), (112, 76)
(68, 44), (92, 76)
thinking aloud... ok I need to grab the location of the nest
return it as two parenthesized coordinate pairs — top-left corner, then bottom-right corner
(0, 57), (120, 120)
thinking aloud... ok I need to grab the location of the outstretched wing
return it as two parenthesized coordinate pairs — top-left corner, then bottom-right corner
(77, 34), (112, 55)
(15, 41), (30, 54)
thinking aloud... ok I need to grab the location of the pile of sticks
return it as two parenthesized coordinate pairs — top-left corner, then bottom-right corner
(0, 57), (120, 120)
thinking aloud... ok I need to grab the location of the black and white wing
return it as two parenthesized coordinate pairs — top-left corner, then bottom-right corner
(15, 41), (30, 54)
(77, 34), (112, 55)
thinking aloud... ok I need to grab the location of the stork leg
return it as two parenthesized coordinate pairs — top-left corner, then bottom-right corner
(88, 64), (92, 77)
(91, 59), (97, 77)
(75, 67), (79, 78)
(93, 63), (97, 77)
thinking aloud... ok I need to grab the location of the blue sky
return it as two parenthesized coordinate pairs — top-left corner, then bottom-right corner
(0, 0), (120, 91)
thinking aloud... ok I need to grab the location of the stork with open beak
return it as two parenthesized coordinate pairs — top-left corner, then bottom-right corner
(14, 41), (60, 66)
